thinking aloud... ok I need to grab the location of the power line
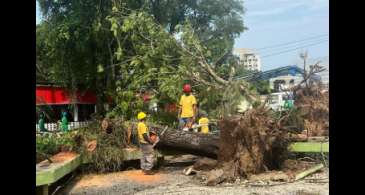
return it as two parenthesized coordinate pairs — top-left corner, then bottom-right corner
(256, 34), (328, 51)
(261, 40), (328, 59)
(260, 39), (328, 58)
(258, 38), (329, 55)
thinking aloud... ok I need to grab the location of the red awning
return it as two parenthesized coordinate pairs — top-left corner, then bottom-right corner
(36, 86), (97, 105)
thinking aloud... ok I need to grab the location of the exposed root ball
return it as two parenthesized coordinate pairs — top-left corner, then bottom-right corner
(294, 86), (329, 136)
(211, 107), (289, 184)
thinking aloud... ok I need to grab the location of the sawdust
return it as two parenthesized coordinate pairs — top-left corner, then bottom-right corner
(122, 170), (165, 184)
(73, 170), (167, 189)
(36, 151), (78, 168)
(63, 166), (328, 195)
(50, 151), (78, 163)
(73, 174), (113, 189)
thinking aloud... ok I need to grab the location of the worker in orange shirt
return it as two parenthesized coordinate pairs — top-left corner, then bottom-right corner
(178, 84), (197, 131)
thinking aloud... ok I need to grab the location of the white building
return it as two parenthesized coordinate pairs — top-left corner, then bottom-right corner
(267, 66), (322, 92)
(237, 65), (321, 92)
(269, 74), (303, 91)
(233, 48), (262, 71)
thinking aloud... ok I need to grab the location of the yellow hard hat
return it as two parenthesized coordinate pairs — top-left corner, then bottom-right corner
(137, 112), (147, 120)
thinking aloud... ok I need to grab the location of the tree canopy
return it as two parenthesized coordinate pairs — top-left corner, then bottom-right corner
(36, 0), (252, 119)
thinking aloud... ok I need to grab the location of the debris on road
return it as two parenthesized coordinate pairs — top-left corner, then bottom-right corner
(294, 163), (324, 181)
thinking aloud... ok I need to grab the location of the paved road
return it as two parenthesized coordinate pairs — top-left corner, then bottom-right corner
(59, 166), (328, 195)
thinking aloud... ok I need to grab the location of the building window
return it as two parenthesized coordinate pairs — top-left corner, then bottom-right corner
(290, 79), (294, 84)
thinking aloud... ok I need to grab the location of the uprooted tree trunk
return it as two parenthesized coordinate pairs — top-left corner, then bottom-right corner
(197, 107), (291, 185)
(102, 110), (296, 162)
(103, 106), (299, 161)
(151, 124), (220, 158)
(98, 106), (307, 184)
(287, 61), (328, 137)
(100, 119), (220, 157)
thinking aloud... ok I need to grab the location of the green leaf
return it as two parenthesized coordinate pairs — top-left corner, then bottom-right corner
(97, 64), (104, 73)
(206, 50), (212, 57)
(130, 58), (140, 66)
(115, 47), (123, 60)
(112, 6), (118, 12)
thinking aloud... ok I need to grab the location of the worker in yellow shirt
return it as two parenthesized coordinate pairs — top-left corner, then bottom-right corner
(198, 112), (209, 134)
(178, 84), (197, 131)
(137, 112), (157, 175)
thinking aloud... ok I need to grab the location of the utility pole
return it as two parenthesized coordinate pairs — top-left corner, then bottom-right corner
(301, 50), (309, 140)
(300, 51), (308, 88)
(300, 51), (308, 73)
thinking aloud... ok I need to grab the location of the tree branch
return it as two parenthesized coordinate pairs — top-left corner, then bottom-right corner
(190, 71), (222, 89)
(214, 50), (231, 66)
(291, 61), (325, 91)
(187, 39), (230, 86)
(197, 60), (229, 86)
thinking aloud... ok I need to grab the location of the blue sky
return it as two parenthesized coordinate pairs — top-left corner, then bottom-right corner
(36, 1), (41, 24)
(235, 0), (329, 70)
(36, 0), (329, 71)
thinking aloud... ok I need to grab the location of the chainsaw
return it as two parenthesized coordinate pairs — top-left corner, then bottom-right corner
(152, 126), (168, 147)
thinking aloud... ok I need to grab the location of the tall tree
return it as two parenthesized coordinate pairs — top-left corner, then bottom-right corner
(36, 0), (248, 118)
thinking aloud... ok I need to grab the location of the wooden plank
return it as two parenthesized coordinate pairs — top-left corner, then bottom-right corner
(36, 153), (81, 186)
(289, 142), (329, 153)
(37, 149), (163, 186)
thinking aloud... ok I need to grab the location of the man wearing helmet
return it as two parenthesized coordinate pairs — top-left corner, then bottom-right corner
(178, 84), (197, 131)
(137, 112), (158, 175)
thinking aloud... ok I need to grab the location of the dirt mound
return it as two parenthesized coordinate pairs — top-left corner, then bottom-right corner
(204, 107), (290, 185)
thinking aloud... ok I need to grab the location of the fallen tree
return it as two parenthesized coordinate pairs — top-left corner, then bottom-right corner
(204, 107), (290, 185)
(290, 59), (329, 137)
(154, 127), (220, 158)
(102, 109), (297, 160)
(294, 86), (329, 137)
